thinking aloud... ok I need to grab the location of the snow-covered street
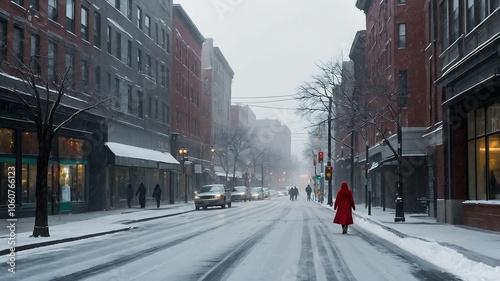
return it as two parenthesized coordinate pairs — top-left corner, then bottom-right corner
(2, 196), (499, 281)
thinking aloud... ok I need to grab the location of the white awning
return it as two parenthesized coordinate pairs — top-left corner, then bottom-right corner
(368, 162), (379, 172)
(106, 142), (179, 169)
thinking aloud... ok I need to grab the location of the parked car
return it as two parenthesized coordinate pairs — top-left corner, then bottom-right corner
(250, 187), (265, 200)
(278, 187), (289, 196)
(231, 186), (250, 202)
(262, 187), (271, 199)
(194, 184), (232, 210)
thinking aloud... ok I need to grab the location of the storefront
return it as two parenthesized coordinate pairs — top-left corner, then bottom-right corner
(105, 142), (179, 208)
(0, 126), (99, 217)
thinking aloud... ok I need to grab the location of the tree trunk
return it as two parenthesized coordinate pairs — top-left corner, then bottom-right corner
(32, 132), (52, 237)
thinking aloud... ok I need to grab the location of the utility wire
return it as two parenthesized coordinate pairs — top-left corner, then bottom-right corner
(232, 94), (294, 99)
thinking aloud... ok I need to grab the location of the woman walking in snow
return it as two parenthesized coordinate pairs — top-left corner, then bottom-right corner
(333, 181), (356, 234)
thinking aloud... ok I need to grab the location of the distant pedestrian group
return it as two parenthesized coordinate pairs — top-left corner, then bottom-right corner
(289, 186), (299, 201)
(126, 182), (163, 209)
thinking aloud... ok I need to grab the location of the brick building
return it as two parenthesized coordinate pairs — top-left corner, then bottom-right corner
(0, 0), (179, 217)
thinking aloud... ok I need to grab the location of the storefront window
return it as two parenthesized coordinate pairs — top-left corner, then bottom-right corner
(59, 136), (90, 159)
(115, 166), (129, 199)
(476, 108), (485, 136)
(488, 134), (500, 199)
(0, 128), (14, 154)
(22, 164), (37, 203)
(468, 140), (476, 199)
(468, 105), (500, 201)
(487, 103), (500, 133)
(60, 164), (86, 202)
(476, 137), (487, 200)
(467, 111), (475, 139)
(22, 131), (38, 155)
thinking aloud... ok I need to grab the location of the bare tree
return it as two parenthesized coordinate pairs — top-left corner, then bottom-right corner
(216, 126), (255, 187)
(5, 59), (108, 237)
(295, 58), (402, 162)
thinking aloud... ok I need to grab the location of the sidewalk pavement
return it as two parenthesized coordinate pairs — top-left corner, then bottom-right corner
(2, 200), (500, 270)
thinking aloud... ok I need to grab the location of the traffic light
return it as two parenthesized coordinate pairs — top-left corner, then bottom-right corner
(316, 174), (322, 181)
(318, 151), (323, 162)
(325, 166), (333, 181)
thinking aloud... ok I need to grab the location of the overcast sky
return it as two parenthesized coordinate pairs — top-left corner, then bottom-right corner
(174, 0), (366, 161)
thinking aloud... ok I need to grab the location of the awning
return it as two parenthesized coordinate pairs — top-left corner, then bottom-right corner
(106, 142), (179, 169)
(368, 162), (379, 172)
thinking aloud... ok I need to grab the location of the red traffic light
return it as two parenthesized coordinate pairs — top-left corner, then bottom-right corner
(325, 165), (333, 180)
(318, 151), (323, 162)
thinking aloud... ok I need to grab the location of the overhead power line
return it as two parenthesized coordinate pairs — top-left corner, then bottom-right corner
(232, 94), (294, 99)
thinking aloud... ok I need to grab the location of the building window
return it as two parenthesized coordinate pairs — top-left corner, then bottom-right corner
(114, 77), (120, 109)
(107, 72), (111, 89)
(30, 0), (39, 10)
(30, 34), (41, 74)
(127, 40), (132, 67)
(136, 6), (142, 30)
(146, 54), (151, 76)
(127, 85), (133, 113)
(137, 91), (143, 118)
(468, 104), (500, 200)
(145, 15), (151, 37)
(397, 23), (406, 48)
(94, 11), (101, 48)
(115, 32), (121, 60)
(148, 95), (152, 118)
(127, 0), (132, 20)
(81, 60), (89, 92)
(95, 66), (101, 91)
(161, 65), (165, 87)
(155, 99), (158, 120)
(166, 68), (170, 88)
(48, 0), (58, 22)
(155, 61), (159, 83)
(114, 0), (120, 10)
(12, 0), (24, 6)
(397, 0), (406, 4)
(162, 102), (166, 123)
(48, 41), (57, 82)
(107, 25), (112, 54)
(466, 0), (490, 33)
(66, 0), (75, 33)
(155, 22), (159, 44)
(398, 70), (408, 108)
(0, 20), (6, 62)
(13, 26), (24, 66)
(161, 28), (166, 49)
(137, 49), (142, 71)
(65, 49), (75, 89)
(166, 33), (170, 53)
(81, 7), (89, 41)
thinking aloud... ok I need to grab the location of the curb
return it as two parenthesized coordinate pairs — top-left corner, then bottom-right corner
(1, 208), (194, 255)
(0, 227), (135, 255)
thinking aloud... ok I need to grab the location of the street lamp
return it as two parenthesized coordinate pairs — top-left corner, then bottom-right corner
(178, 147), (189, 204)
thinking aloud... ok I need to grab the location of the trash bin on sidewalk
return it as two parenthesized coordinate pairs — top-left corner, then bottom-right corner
(395, 197), (405, 222)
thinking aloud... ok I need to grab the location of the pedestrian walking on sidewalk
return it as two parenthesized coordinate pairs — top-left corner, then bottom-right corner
(126, 184), (134, 208)
(333, 181), (355, 234)
(305, 184), (312, 201)
(152, 184), (162, 208)
(293, 186), (299, 201)
(136, 182), (147, 208)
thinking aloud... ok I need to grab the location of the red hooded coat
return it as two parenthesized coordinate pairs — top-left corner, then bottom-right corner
(333, 182), (355, 225)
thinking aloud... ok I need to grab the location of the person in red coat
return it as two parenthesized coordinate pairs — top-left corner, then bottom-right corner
(333, 181), (356, 234)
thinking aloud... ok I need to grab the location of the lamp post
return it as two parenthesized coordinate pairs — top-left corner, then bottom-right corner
(178, 147), (189, 204)
(395, 76), (405, 222)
